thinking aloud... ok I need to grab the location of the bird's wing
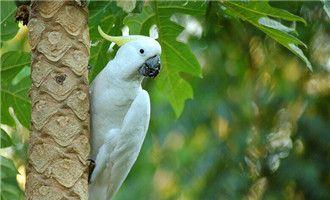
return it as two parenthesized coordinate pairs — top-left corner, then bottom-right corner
(89, 128), (119, 183)
(106, 89), (151, 199)
(89, 90), (150, 200)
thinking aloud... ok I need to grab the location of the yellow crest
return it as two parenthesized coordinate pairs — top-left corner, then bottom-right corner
(98, 26), (141, 46)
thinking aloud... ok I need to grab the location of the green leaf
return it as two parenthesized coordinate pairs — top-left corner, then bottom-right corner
(1, 1), (19, 42)
(123, 5), (154, 36)
(222, 1), (306, 24)
(88, 1), (127, 81)
(0, 183), (23, 200)
(0, 156), (18, 179)
(1, 129), (12, 148)
(0, 156), (22, 200)
(124, 1), (206, 117)
(220, 1), (312, 71)
(1, 51), (31, 128)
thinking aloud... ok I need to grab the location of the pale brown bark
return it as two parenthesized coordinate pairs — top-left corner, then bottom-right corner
(26, 1), (90, 199)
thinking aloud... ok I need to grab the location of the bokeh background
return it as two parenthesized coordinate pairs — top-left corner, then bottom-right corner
(1, 1), (330, 200)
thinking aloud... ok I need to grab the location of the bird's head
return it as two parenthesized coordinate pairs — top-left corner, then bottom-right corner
(98, 26), (161, 80)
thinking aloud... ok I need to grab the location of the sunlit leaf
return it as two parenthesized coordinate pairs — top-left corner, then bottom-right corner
(116, 0), (137, 13)
(258, 17), (296, 34)
(124, 2), (205, 116)
(321, 0), (330, 18)
(1, 51), (31, 128)
(220, 1), (312, 71)
(1, 129), (13, 148)
(0, 1), (18, 42)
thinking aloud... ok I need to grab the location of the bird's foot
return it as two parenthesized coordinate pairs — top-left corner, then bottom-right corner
(74, 0), (88, 7)
(87, 159), (95, 184)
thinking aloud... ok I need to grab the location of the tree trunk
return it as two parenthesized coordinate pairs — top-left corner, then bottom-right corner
(25, 1), (90, 199)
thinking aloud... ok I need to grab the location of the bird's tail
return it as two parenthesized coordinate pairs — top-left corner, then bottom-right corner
(89, 183), (109, 200)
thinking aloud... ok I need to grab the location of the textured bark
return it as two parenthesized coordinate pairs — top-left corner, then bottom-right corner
(25, 1), (90, 199)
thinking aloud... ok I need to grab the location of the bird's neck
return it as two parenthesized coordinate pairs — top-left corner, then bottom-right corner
(109, 59), (143, 82)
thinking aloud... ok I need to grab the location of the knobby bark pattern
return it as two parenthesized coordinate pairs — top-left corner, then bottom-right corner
(26, 1), (90, 199)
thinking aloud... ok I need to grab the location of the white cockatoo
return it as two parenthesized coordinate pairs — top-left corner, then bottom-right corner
(88, 26), (161, 200)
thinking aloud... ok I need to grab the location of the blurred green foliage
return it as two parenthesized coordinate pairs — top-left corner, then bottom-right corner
(1, 52), (31, 128)
(1, 1), (330, 200)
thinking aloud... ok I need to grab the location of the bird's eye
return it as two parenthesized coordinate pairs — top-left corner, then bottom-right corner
(139, 49), (144, 54)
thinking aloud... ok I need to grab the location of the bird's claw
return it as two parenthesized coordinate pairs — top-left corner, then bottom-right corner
(87, 159), (95, 184)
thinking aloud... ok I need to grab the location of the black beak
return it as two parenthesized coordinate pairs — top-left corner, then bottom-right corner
(138, 55), (161, 78)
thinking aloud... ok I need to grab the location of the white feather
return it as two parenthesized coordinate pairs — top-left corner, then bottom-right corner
(89, 37), (161, 200)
